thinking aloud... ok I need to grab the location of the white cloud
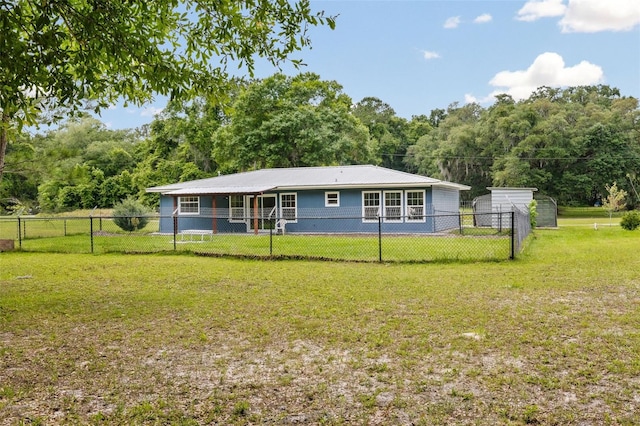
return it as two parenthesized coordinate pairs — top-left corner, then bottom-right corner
(487, 52), (604, 100)
(422, 50), (441, 60)
(140, 106), (164, 117)
(464, 93), (495, 105)
(474, 13), (493, 24)
(444, 16), (461, 29)
(517, 0), (640, 32)
(560, 0), (640, 32)
(464, 94), (477, 104)
(107, 104), (117, 110)
(517, 0), (567, 21)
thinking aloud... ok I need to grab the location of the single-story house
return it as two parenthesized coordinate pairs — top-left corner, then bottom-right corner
(146, 165), (470, 234)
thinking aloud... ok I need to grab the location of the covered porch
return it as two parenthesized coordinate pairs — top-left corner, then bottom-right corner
(163, 186), (279, 235)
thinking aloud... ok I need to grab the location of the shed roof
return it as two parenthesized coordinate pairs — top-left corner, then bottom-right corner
(147, 165), (470, 194)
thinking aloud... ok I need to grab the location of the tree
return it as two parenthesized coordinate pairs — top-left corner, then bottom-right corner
(351, 97), (414, 171)
(144, 97), (229, 173)
(602, 182), (627, 225)
(25, 117), (140, 211)
(0, 0), (336, 182)
(214, 73), (372, 171)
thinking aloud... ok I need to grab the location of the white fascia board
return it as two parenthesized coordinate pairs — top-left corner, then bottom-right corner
(274, 182), (441, 191)
(436, 182), (472, 191)
(164, 186), (276, 195)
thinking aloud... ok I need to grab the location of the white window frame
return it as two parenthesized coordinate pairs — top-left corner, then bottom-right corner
(178, 196), (200, 215)
(383, 191), (403, 222)
(229, 195), (245, 222)
(362, 191), (381, 222)
(405, 190), (426, 222)
(279, 193), (298, 223)
(325, 191), (340, 207)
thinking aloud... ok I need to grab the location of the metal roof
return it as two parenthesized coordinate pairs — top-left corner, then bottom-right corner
(147, 165), (470, 194)
(164, 186), (276, 195)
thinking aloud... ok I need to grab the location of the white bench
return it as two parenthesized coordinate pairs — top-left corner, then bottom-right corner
(179, 229), (214, 241)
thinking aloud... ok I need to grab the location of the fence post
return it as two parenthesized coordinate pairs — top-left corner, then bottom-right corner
(510, 211), (515, 260)
(270, 220), (273, 256)
(173, 213), (177, 251)
(459, 211), (464, 235)
(17, 216), (22, 249)
(64, 219), (67, 236)
(89, 216), (94, 254)
(378, 215), (382, 263)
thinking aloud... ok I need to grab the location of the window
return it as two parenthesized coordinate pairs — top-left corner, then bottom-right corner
(229, 195), (244, 222)
(362, 191), (380, 222)
(325, 191), (340, 207)
(384, 191), (402, 222)
(280, 193), (297, 221)
(406, 191), (425, 222)
(179, 196), (200, 215)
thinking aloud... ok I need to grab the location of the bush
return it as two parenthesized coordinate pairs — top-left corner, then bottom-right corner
(112, 197), (152, 232)
(528, 200), (538, 228)
(620, 210), (640, 231)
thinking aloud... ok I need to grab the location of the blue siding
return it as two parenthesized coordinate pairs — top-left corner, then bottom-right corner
(157, 186), (458, 234)
(158, 196), (174, 233)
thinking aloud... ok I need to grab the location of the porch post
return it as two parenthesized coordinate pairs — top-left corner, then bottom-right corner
(212, 196), (218, 234)
(253, 195), (259, 235)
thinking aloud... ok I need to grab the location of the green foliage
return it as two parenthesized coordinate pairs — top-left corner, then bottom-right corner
(213, 73), (373, 172)
(112, 197), (152, 232)
(351, 97), (421, 170)
(1, 1), (335, 125)
(407, 86), (640, 204)
(620, 210), (640, 231)
(528, 200), (538, 228)
(603, 181), (628, 223)
(0, 0), (335, 184)
(3, 82), (639, 213)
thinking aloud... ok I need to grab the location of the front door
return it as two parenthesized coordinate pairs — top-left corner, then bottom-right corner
(246, 195), (276, 232)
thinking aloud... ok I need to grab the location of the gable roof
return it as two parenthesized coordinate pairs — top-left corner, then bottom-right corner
(147, 165), (470, 195)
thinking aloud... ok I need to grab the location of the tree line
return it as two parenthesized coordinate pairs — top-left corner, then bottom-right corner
(1, 75), (638, 214)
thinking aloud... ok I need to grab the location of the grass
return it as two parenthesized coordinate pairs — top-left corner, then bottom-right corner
(557, 206), (624, 228)
(1, 216), (512, 262)
(1, 223), (640, 424)
(558, 206), (625, 219)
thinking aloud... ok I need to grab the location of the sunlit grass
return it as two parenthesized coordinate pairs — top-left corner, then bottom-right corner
(12, 232), (511, 262)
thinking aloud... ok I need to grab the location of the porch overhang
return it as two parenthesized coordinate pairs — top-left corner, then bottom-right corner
(163, 186), (276, 196)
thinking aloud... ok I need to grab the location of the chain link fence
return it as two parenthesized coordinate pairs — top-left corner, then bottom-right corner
(0, 210), (530, 262)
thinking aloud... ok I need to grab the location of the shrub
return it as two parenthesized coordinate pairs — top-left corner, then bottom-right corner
(528, 200), (538, 228)
(112, 197), (152, 232)
(620, 210), (640, 231)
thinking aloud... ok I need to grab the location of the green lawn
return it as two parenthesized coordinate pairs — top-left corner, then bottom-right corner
(1, 224), (639, 424)
(13, 232), (511, 262)
(2, 216), (512, 262)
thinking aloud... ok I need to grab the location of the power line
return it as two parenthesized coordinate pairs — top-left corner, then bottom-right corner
(379, 153), (640, 161)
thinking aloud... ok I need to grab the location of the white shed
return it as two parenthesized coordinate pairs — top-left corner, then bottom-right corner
(488, 187), (537, 228)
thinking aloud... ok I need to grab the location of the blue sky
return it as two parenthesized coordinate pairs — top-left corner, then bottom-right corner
(99, 0), (640, 129)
